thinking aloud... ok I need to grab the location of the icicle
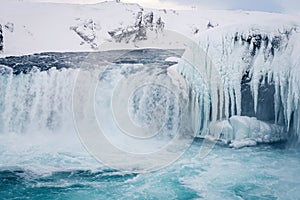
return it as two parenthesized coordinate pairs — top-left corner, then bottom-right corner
(287, 72), (294, 130)
(224, 86), (228, 118)
(230, 88), (235, 116)
(218, 85), (224, 120)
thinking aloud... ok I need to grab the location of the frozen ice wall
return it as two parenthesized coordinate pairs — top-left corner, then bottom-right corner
(178, 26), (300, 143)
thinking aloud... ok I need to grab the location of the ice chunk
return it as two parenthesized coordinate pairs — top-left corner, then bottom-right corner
(208, 120), (234, 143)
(229, 139), (257, 149)
(207, 116), (286, 148)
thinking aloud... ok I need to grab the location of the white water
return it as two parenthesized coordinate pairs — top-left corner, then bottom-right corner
(0, 54), (194, 172)
(0, 67), (77, 135)
(1, 27), (300, 144)
(0, 66), (98, 174)
(0, 43), (300, 199)
(0, 28), (300, 148)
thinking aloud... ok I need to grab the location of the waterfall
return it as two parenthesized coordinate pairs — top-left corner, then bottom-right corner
(0, 28), (300, 145)
(0, 67), (78, 134)
(0, 50), (188, 141)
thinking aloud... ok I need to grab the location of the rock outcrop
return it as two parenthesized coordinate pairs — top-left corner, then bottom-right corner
(70, 19), (99, 49)
(108, 10), (165, 43)
(5, 22), (14, 33)
(0, 24), (3, 52)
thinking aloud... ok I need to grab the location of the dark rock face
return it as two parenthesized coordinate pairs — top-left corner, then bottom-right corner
(233, 28), (296, 59)
(241, 74), (276, 123)
(207, 21), (215, 29)
(237, 28), (297, 124)
(0, 24), (3, 52)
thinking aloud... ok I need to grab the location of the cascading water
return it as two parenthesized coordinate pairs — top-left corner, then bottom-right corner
(0, 50), (186, 138)
(0, 49), (192, 175)
(0, 67), (77, 135)
(0, 28), (300, 147)
(0, 33), (300, 199)
(1, 0), (300, 197)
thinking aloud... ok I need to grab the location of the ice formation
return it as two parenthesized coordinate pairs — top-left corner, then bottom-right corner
(178, 26), (300, 147)
(207, 116), (285, 148)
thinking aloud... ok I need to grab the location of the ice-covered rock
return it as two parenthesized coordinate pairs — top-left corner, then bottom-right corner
(208, 120), (234, 144)
(108, 9), (164, 43)
(229, 139), (257, 148)
(207, 116), (286, 148)
(143, 12), (154, 30)
(70, 19), (100, 49)
(155, 17), (165, 33)
(206, 21), (216, 29)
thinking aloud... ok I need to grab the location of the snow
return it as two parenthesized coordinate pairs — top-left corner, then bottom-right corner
(0, 1), (299, 56)
(0, 1), (142, 56)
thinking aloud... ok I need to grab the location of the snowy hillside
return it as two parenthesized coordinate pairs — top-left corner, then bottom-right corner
(0, 0), (299, 56)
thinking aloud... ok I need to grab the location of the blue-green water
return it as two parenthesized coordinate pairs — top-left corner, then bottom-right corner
(1, 139), (300, 200)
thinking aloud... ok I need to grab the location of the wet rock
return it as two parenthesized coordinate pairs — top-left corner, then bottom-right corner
(0, 25), (3, 52)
